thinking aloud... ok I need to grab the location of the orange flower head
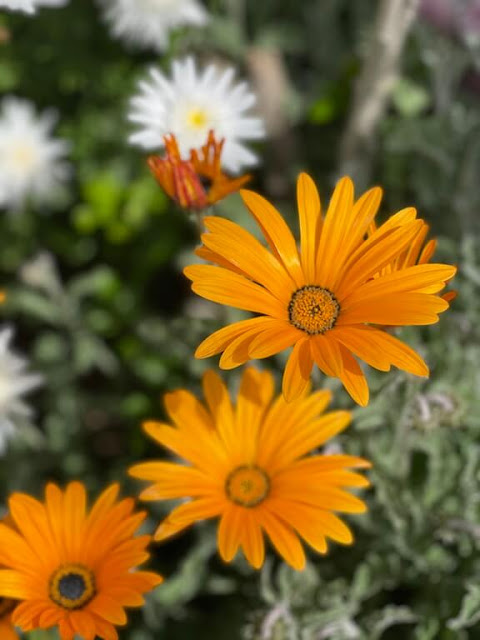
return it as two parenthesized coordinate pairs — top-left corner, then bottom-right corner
(148, 131), (251, 211)
(0, 291), (5, 304)
(0, 482), (163, 640)
(184, 173), (457, 406)
(129, 367), (371, 571)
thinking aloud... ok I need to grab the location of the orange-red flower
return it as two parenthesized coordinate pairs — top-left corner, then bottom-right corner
(0, 482), (162, 640)
(129, 367), (371, 571)
(148, 131), (250, 210)
(184, 173), (457, 406)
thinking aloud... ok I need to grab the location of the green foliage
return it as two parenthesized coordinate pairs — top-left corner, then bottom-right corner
(1, 0), (480, 639)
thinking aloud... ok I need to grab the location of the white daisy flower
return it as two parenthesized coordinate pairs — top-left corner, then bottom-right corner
(0, 327), (43, 454)
(128, 57), (265, 174)
(0, 97), (70, 211)
(0, 0), (68, 14)
(99, 0), (209, 53)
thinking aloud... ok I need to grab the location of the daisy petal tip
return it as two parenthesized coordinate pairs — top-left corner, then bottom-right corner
(339, 535), (354, 547)
(154, 523), (175, 543)
(250, 556), (264, 571)
(127, 464), (141, 479)
(297, 171), (313, 185)
(359, 459), (373, 470)
(194, 345), (210, 359)
(337, 175), (354, 191)
(142, 420), (162, 437)
(351, 389), (369, 408)
(291, 557), (307, 572)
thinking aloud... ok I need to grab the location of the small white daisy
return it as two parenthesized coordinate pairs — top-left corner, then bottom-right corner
(0, 327), (43, 453)
(0, 0), (68, 13)
(0, 97), (70, 211)
(128, 57), (265, 173)
(99, 0), (209, 53)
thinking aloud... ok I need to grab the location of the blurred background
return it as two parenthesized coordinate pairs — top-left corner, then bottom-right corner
(1, 0), (480, 638)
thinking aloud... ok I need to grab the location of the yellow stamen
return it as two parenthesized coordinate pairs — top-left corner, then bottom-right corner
(289, 285), (340, 335)
(49, 564), (96, 610)
(187, 108), (208, 130)
(225, 465), (270, 508)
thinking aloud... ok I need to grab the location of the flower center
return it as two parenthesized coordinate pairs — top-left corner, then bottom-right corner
(49, 564), (96, 610)
(186, 108), (209, 131)
(288, 285), (340, 335)
(225, 465), (270, 507)
(11, 143), (36, 171)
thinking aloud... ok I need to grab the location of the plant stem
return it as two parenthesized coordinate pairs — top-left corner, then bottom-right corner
(338, 0), (421, 185)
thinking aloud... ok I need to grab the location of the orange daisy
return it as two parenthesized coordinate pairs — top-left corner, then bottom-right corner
(129, 367), (371, 571)
(0, 482), (163, 640)
(184, 173), (457, 406)
(148, 131), (250, 210)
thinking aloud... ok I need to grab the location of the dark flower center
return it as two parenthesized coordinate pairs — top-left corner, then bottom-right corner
(58, 573), (87, 600)
(49, 564), (96, 610)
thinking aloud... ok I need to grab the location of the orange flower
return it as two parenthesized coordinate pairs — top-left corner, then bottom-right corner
(148, 131), (250, 210)
(184, 173), (457, 406)
(129, 367), (371, 571)
(0, 482), (162, 640)
(0, 291), (5, 304)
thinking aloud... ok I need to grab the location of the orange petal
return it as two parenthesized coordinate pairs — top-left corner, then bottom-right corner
(184, 264), (287, 318)
(202, 216), (295, 303)
(282, 338), (313, 402)
(297, 172), (321, 282)
(240, 189), (305, 287)
(258, 507), (306, 571)
(217, 505), (244, 563)
(240, 511), (265, 569)
(337, 345), (369, 406)
(155, 498), (224, 542)
(248, 323), (302, 360)
(195, 317), (275, 359)
(316, 176), (354, 288)
(332, 326), (428, 376)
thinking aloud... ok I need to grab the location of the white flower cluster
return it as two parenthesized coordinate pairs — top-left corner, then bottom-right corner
(128, 57), (265, 174)
(0, 327), (43, 453)
(0, 97), (70, 211)
(99, 0), (209, 52)
(0, 0), (68, 15)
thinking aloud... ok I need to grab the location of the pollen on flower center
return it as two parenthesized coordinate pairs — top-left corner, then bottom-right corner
(49, 564), (96, 610)
(186, 108), (209, 130)
(225, 465), (270, 507)
(288, 285), (340, 335)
